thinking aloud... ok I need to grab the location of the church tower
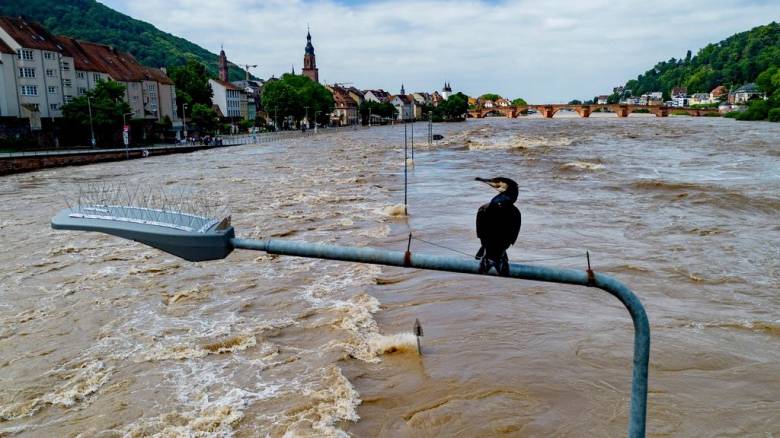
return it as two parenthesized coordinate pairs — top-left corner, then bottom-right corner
(302, 29), (319, 83)
(218, 46), (229, 82)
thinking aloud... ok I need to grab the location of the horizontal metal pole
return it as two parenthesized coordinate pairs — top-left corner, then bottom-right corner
(231, 237), (649, 437)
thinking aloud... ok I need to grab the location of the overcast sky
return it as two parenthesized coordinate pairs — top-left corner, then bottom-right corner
(100, 0), (780, 102)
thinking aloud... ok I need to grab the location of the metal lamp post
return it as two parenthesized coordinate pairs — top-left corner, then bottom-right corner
(122, 112), (134, 159)
(182, 103), (188, 139)
(51, 203), (651, 438)
(86, 95), (96, 148)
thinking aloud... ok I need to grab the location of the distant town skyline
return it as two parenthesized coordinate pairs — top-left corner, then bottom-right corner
(101, 0), (780, 102)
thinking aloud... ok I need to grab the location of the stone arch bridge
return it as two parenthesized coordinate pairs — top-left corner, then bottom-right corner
(467, 104), (720, 118)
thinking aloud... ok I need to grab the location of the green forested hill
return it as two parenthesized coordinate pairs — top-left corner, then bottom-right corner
(0, 0), (249, 81)
(623, 22), (780, 99)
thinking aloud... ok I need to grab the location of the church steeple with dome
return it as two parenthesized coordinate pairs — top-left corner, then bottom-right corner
(302, 27), (319, 83)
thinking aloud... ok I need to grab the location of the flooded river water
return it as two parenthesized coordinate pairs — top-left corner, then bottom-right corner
(0, 116), (778, 437)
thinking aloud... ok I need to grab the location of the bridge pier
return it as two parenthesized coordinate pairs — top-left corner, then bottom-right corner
(539, 106), (556, 118)
(616, 105), (631, 118)
(652, 108), (669, 117)
(575, 106), (591, 118)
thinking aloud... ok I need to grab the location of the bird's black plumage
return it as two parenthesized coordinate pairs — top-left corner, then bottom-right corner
(475, 177), (521, 276)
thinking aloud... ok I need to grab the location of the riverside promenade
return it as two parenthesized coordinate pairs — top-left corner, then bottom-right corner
(0, 126), (362, 176)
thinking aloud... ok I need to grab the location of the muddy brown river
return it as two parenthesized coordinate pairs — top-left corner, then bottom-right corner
(1, 116), (778, 437)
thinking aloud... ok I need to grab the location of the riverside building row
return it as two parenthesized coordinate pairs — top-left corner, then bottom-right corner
(0, 16), (181, 134)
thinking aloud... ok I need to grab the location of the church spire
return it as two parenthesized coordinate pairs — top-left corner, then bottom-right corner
(218, 46), (229, 82)
(302, 27), (319, 82)
(400, 84), (406, 95)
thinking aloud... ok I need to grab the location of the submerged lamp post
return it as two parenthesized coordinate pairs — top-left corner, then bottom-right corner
(51, 193), (650, 438)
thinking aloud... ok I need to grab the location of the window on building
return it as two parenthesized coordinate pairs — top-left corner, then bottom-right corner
(44, 51), (55, 60)
(50, 103), (58, 111)
(61, 61), (70, 71)
(29, 103), (40, 111)
(64, 95), (73, 104)
(46, 69), (55, 78)
(63, 79), (72, 88)
(93, 73), (101, 82)
(20, 85), (38, 96)
(77, 87), (87, 96)
(48, 86), (57, 94)
(77, 72), (85, 79)
(19, 67), (36, 78)
(17, 49), (34, 60)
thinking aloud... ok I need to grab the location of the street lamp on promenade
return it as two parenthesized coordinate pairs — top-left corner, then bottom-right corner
(122, 111), (135, 158)
(86, 95), (96, 148)
(182, 103), (188, 139)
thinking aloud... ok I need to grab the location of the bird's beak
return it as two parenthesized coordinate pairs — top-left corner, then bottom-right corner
(475, 177), (499, 190)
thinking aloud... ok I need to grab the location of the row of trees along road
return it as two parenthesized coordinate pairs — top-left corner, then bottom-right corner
(60, 80), (173, 147)
(261, 74), (334, 128)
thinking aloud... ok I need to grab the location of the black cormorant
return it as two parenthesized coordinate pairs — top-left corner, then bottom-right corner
(475, 177), (522, 276)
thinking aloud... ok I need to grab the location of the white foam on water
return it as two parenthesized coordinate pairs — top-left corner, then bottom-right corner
(0, 361), (113, 421)
(278, 365), (361, 438)
(139, 333), (257, 362)
(560, 161), (605, 171)
(368, 333), (420, 356)
(120, 380), (280, 437)
(376, 204), (407, 218)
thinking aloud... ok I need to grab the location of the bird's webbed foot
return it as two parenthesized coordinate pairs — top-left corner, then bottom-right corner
(478, 256), (492, 274)
(497, 252), (510, 277)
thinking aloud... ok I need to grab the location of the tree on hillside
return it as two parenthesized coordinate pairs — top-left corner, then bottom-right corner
(480, 93), (502, 102)
(168, 58), (214, 116)
(568, 99), (582, 105)
(511, 97), (528, 106)
(261, 74), (334, 128)
(0, 0), (251, 81)
(61, 80), (132, 146)
(621, 22), (780, 98)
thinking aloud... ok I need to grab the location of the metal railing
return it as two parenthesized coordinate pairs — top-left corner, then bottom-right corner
(0, 124), (373, 159)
